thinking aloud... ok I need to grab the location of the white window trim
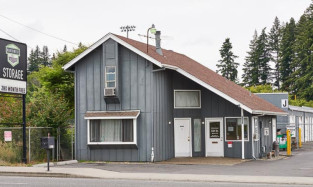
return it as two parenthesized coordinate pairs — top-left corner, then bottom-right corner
(174, 90), (201, 109)
(224, 117), (249, 142)
(105, 66), (116, 89)
(86, 118), (137, 145)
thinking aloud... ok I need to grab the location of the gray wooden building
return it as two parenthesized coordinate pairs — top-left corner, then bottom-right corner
(256, 93), (313, 144)
(63, 32), (286, 161)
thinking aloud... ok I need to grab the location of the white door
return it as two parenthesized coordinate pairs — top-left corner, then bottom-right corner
(174, 118), (192, 157)
(205, 118), (224, 157)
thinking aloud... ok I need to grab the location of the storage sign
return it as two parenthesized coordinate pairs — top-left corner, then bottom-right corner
(0, 38), (27, 94)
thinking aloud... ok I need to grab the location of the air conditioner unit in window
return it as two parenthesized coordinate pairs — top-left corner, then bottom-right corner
(104, 88), (116, 96)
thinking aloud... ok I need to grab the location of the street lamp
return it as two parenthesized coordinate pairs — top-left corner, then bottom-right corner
(120, 25), (136, 38)
(147, 24), (156, 53)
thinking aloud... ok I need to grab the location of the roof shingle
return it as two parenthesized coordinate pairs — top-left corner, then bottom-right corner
(114, 34), (285, 114)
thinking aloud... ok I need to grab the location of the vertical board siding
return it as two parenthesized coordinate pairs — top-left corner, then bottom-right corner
(153, 70), (174, 161)
(76, 41), (152, 161)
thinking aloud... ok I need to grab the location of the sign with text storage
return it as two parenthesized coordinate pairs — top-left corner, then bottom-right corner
(0, 38), (27, 94)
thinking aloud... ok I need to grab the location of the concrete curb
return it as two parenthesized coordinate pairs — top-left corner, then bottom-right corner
(1, 167), (313, 185)
(32, 160), (78, 167)
(0, 171), (85, 178)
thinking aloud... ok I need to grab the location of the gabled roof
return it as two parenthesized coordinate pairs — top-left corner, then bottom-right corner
(63, 33), (286, 115)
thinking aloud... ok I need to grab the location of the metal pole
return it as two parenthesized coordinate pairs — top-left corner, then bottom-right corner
(47, 149), (50, 171)
(28, 128), (31, 162)
(72, 125), (74, 160)
(22, 94), (27, 164)
(241, 108), (245, 159)
(146, 28), (149, 53)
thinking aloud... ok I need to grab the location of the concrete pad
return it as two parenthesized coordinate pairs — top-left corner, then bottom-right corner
(157, 157), (248, 166)
(33, 160), (78, 167)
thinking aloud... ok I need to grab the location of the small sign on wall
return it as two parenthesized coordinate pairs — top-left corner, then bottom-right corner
(228, 141), (232, 148)
(281, 99), (288, 108)
(4, 131), (12, 141)
(264, 128), (270, 136)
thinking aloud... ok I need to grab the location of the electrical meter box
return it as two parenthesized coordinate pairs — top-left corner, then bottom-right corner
(41, 137), (55, 149)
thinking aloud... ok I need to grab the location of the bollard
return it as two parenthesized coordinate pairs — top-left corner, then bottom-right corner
(273, 141), (279, 157)
(287, 130), (291, 156)
(299, 128), (302, 148)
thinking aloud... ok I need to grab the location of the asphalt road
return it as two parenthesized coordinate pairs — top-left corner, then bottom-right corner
(0, 176), (309, 187)
(59, 146), (313, 177)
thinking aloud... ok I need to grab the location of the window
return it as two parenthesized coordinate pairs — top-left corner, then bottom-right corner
(105, 66), (116, 88)
(225, 117), (249, 141)
(193, 119), (201, 152)
(174, 90), (201, 108)
(87, 118), (137, 145)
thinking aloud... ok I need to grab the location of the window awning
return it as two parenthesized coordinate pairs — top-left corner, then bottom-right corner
(84, 110), (140, 119)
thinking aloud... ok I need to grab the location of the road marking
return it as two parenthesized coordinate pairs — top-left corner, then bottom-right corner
(299, 168), (313, 170)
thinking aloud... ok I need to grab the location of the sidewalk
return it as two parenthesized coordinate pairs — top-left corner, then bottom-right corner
(1, 166), (313, 185)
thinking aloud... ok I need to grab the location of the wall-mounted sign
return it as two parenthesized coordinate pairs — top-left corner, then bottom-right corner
(0, 38), (27, 94)
(281, 99), (288, 108)
(4, 131), (12, 142)
(264, 127), (270, 136)
(227, 141), (232, 148)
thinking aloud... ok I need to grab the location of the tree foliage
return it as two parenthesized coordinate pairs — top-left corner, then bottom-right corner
(28, 45), (51, 72)
(216, 38), (239, 82)
(268, 17), (282, 88)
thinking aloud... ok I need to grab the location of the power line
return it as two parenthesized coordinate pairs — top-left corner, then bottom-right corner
(0, 14), (78, 46)
(0, 27), (20, 42)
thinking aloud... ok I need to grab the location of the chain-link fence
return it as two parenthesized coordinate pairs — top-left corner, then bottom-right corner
(0, 126), (74, 164)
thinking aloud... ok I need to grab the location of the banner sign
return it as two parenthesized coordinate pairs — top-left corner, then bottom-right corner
(0, 38), (27, 94)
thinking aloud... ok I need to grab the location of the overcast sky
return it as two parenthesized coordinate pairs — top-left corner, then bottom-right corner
(0, 0), (311, 78)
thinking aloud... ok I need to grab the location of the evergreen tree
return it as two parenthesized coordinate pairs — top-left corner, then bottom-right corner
(257, 28), (272, 84)
(268, 17), (282, 88)
(28, 46), (42, 72)
(216, 38), (239, 82)
(291, 3), (313, 100)
(279, 18), (296, 91)
(242, 31), (259, 86)
(42, 46), (51, 67)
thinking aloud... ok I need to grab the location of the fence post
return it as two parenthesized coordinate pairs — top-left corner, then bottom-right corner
(72, 125), (74, 160)
(28, 128), (31, 162)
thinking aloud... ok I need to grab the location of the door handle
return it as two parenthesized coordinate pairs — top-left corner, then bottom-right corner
(188, 137), (190, 141)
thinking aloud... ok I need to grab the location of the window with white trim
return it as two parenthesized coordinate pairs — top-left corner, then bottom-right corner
(174, 90), (201, 108)
(105, 66), (116, 88)
(87, 118), (137, 145)
(225, 117), (249, 141)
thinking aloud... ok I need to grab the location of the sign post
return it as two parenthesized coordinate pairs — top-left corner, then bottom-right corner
(0, 38), (27, 163)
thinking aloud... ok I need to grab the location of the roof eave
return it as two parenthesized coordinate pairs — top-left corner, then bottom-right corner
(63, 33), (163, 71)
(252, 110), (288, 116)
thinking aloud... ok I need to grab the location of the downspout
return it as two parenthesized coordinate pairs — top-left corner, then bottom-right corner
(251, 117), (256, 160)
(303, 112), (305, 143)
(241, 108), (245, 159)
(151, 61), (155, 162)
